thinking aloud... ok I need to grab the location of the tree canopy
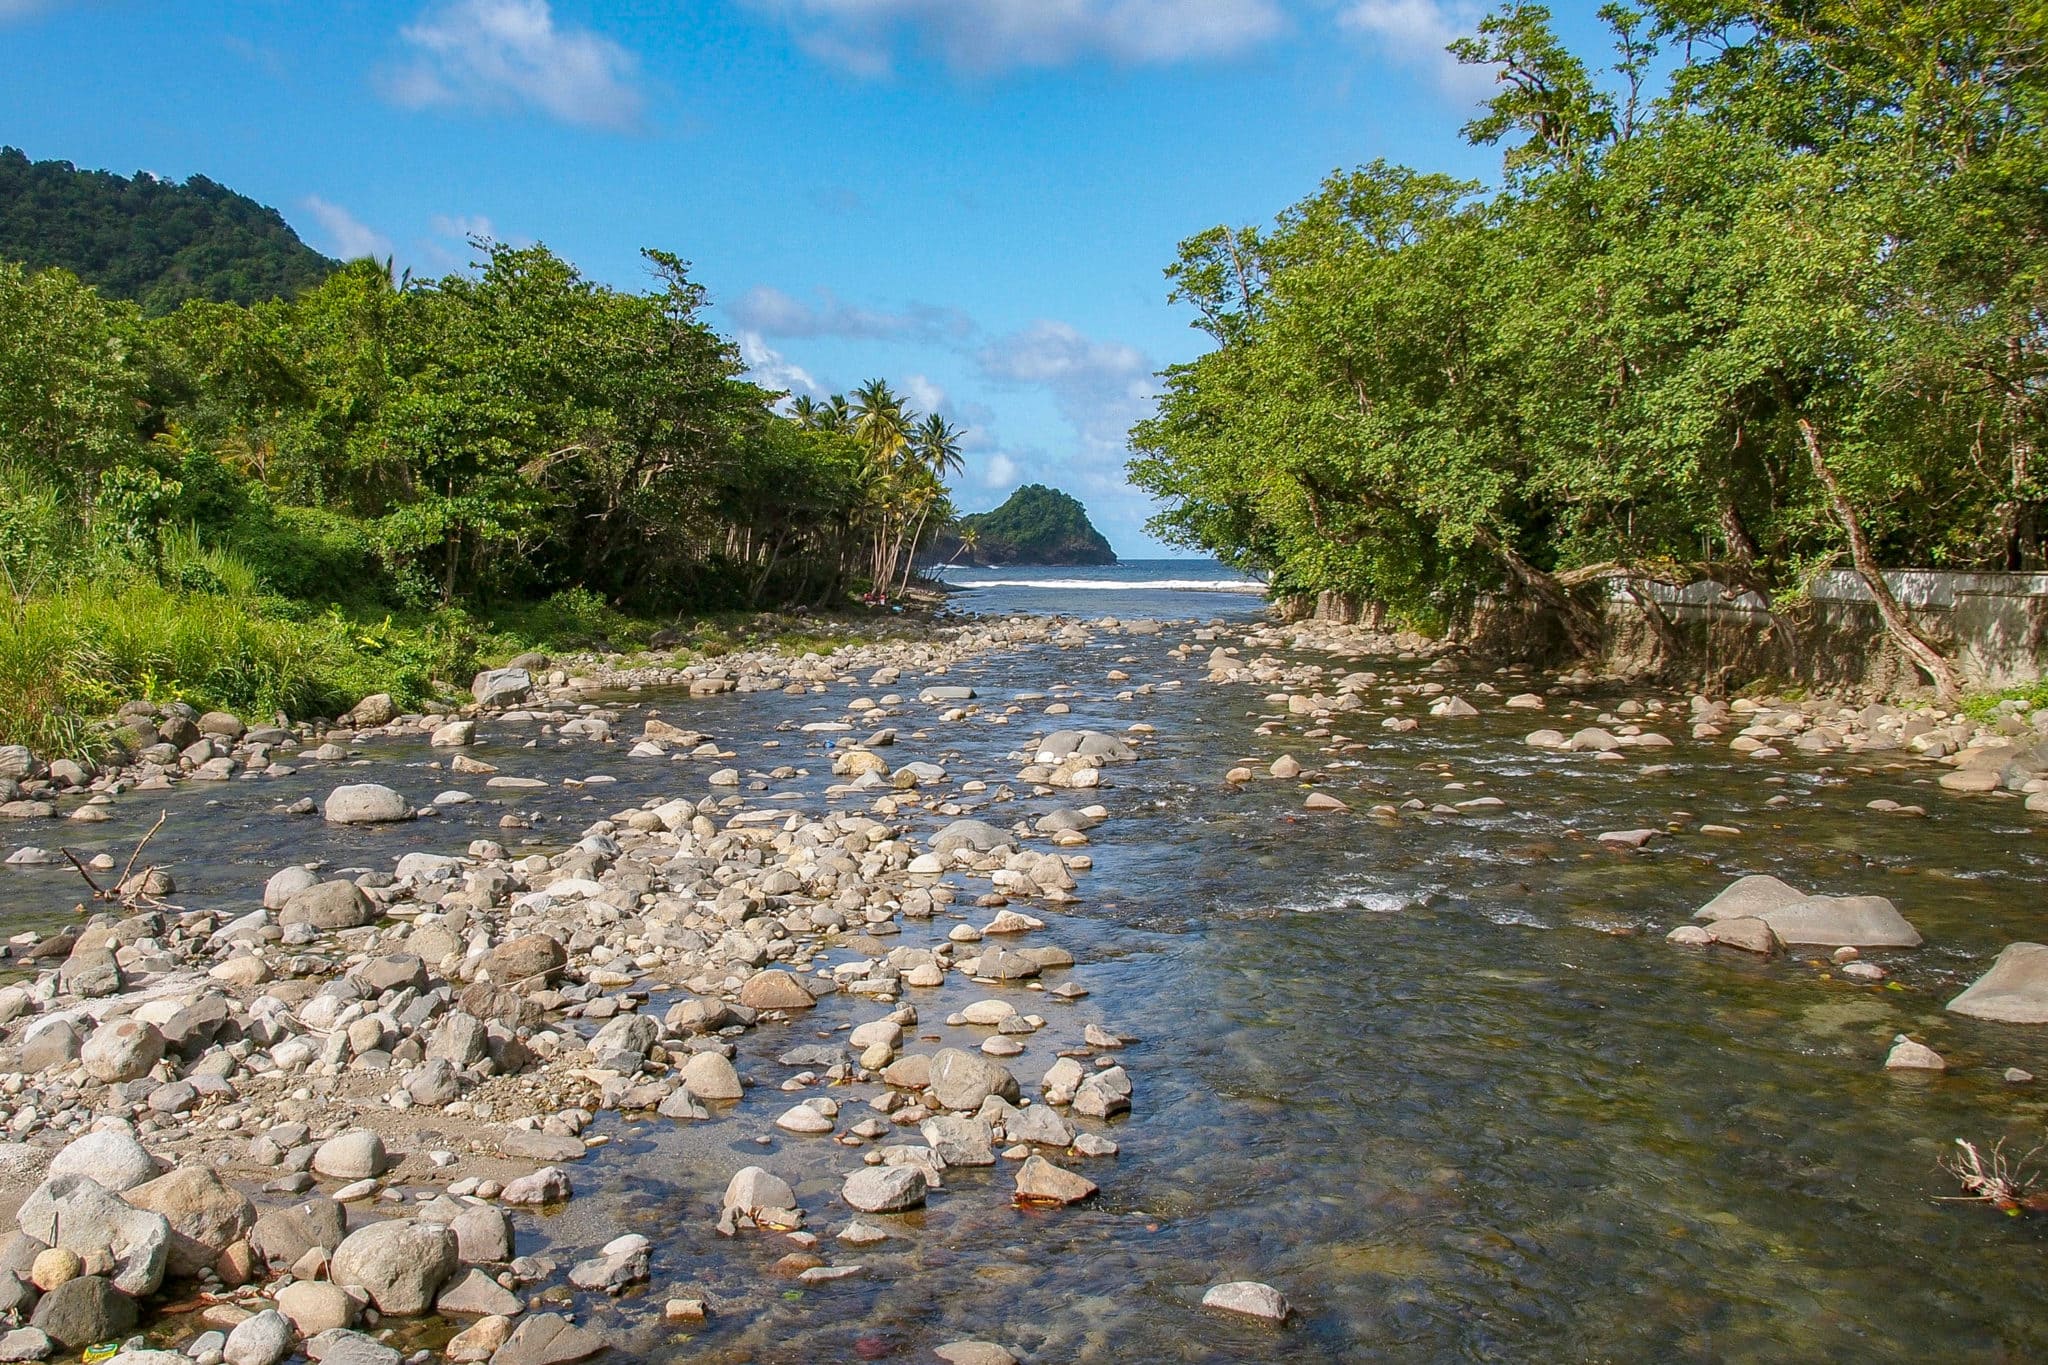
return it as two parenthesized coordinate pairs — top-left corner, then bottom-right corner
(1128, 1), (2048, 696)
(941, 485), (1117, 566)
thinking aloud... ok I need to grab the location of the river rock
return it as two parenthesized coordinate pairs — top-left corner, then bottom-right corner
(263, 866), (320, 909)
(323, 784), (410, 824)
(931, 820), (1010, 857)
(450, 1205), (514, 1264)
(934, 1344), (1016, 1365)
(1013, 1155), (1096, 1205)
(275, 1281), (357, 1335)
(430, 721), (476, 748)
(1761, 895), (1921, 948)
(329, 1218), (456, 1315)
(471, 669), (533, 709)
(496, 1130), (585, 1163)
(0, 1328), (53, 1363)
(1705, 917), (1777, 955)
(312, 1131), (387, 1181)
(346, 694), (398, 727)
(499, 1167), (571, 1206)
(738, 970), (815, 1010)
(487, 1312), (604, 1365)
(721, 1167), (795, 1218)
(1947, 942), (2048, 1023)
(80, 1019), (164, 1084)
(248, 1199), (347, 1271)
(17, 1174), (169, 1297)
(48, 1129), (162, 1191)
(446, 1316), (512, 1364)
(680, 1051), (743, 1101)
(921, 1115), (995, 1166)
(841, 1165), (925, 1214)
(437, 1268), (525, 1317)
(122, 1167), (255, 1278)
(27, 1276), (135, 1349)
(927, 1048), (1020, 1111)
(566, 1234), (649, 1294)
(1202, 1281), (1290, 1321)
(281, 881), (374, 931)
(486, 934), (567, 987)
(1885, 1035), (1946, 1070)
(304, 1330), (399, 1365)
(223, 1311), (293, 1365)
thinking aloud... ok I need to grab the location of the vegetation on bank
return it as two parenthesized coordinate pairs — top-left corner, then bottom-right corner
(932, 484), (1117, 567)
(1128, 1), (2047, 702)
(0, 164), (979, 756)
(0, 146), (338, 312)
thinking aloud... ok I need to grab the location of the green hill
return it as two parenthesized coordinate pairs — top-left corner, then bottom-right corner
(941, 484), (1116, 566)
(0, 146), (337, 314)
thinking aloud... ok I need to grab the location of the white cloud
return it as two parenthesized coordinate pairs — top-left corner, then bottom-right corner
(976, 320), (1156, 449)
(748, 0), (1285, 76)
(981, 452), (1020, 489)
(733, 285), (973, 343)
(302, 197), (395, 261)
(739, 331), (822, 400)
(382, 0), (645, 132)
(1338, 0), (1494, 99)
(429, 212), (496, 242)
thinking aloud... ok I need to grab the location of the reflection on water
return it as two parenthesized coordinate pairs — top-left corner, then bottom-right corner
(8, 597), (2048, 1362)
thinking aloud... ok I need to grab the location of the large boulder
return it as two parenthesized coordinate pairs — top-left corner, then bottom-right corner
(28, 1275), (135, 1349)
(487, 1312), (605, 1365)
(1948, 942), (2048, 1023)
(737, 970), (814, 1011)
(311, 1130), (387, 1181)
(930, 820), (1010, 858)
(17, 1174), (170, 1296)
(329, 1219), (457, 1316)
(841, 1165), (925, 1214)
(224, 1309), (294, 1365)
(485, 934), (566, 988)
(470, 669), (533, 709)
(280, 881), (375, 931)
(1693, 874), (1921, 947)
(123, 1167), (257, 1279)
(926, 1048), (1019, 1112)
(322, 785), (411, 825)
(80, 1020), (164, 1084)
(247, 1199), (347, 1271)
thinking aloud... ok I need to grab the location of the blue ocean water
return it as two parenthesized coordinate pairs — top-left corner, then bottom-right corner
(930, 557), (1270, 620)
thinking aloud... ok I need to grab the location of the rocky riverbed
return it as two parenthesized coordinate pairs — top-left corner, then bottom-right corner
(0, 609), (2045, 1363)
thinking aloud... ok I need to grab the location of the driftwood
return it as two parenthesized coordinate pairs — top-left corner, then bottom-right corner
(1939, 1138), (2048, 1214)
(59, 810), (180, 913)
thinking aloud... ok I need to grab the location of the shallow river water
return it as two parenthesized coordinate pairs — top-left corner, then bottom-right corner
(5, 576), (2047, 1363)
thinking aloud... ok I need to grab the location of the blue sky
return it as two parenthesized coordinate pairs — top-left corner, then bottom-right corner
(1, 0), (1616, 555)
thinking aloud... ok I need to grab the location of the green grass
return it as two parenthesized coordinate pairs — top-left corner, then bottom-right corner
(1960, 681), (2048, 724)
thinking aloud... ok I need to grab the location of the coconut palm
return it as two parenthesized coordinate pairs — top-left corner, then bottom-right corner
(911, 412), (965, 485)
(850, 379), (910, 469)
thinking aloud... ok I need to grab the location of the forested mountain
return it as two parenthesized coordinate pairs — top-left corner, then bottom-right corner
(937, 484), (1116, 566)
(0, 146), (337, 313)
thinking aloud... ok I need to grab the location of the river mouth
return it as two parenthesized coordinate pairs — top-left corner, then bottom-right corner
(7, 611), (2047, 1363)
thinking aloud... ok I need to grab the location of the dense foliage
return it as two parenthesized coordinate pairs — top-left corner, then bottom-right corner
(0, 147), (338, 313)
(940, 484), (1117, 565)
(1129, 2), (2047, 697)
(0, 223), (965, 749)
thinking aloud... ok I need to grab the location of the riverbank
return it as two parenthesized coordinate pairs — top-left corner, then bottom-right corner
(0, 608), (2045, 1360)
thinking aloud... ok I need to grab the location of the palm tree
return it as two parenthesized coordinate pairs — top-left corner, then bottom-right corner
(911, 412), (965, 484)
(850, 379), (910, 467)
(823, 394), (851, 432)
(789, 395), (823, 429)
(945, 524), (981, 567)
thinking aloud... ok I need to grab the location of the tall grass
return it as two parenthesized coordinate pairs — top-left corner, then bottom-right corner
(0, 534), (482, 758)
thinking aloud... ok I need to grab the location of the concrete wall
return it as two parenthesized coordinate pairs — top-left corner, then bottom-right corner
(1289, 571), (2048, 697)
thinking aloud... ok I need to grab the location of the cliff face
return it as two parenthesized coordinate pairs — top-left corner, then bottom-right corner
(937, 485), (1116, 567)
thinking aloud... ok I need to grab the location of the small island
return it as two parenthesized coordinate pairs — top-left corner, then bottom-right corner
(934, 484), (1117, 567)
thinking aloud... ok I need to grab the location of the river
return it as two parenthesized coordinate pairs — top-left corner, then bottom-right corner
(4, 577), (2046, 1362)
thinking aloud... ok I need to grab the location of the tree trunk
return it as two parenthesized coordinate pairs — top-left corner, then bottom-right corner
(1472, 525), (1605, 657)
(1797, 417), (1964, 704)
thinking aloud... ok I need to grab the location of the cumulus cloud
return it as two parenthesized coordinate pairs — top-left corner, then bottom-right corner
(738, 331), (822, 400)
(976, 320), (1156, 449)
(302, 197), (395, 261)
(381, 0), (645, 132)
(748, 0), (1285, 77)
(733, 285), (973, 343)
(1338, 0), (1494, 99)
(980, 452), (1020, 489)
